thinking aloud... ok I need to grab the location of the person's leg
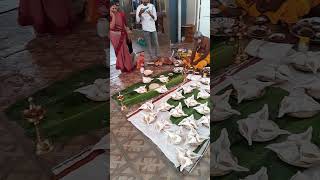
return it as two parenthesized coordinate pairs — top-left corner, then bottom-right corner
(143, 31), (153, 64)
(151, 31), (160, 58)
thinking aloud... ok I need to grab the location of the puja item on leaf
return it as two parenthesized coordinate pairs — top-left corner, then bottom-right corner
(194, 102), (210, 115)
(157, 75), (169, 83)
(289, 51), (320, 74)
(155, 85), (168, 94)
(169, 103), (188, 118)
(178, 115), (198, 130)
(139, 101), (154, 112)
(143, 76), (153, 84)
(143, 112), (157, 124)
(184, 95), (200, 108)
(176, 147), (201, 172)
(212, 129), (249, 176)
(278, 90), (320, 118)
(266, 127), (320, 168)
(256, 64), (292, 83)
(171, 90), (185, 100)
(197, 89), (210, 99)
(158, 102), (175, 112)
(237, 104), (290, 146)
(134, 85), (147, 94)
(240, 167), (268, 180)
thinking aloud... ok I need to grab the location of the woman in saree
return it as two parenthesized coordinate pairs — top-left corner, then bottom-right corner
(18, 0), (74, 35)
(109, 1), (134, 72)
(220, 0), (320, 25)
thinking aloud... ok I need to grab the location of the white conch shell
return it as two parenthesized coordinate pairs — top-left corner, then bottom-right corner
(256, 64), (292, 83)
(157, 75), (169, 83)
(169, 103), (188, 118)
(139, 101), (154, 111)
(289, 51), (320, 74)
(171, 90), (185, 100)
(197, 89), (210, 99)
(134, 85), (147, 94)
(200, 77), (210, 85)
(143, 76), (153, 84)
(155, 85), (168, 94)
(197, 115), (210, 128)
(185, 128), (208, 146)
(154, 119), (171, 132)
(238, 104), (290, 146)
(165, 130), (182, 145)
(212, 128), (249, 176)
(266, 127), (320, 168)
(228, 77), (274, 103)
(158, 102), (175, 112)
(278, 90), (320, 118)
(194, 102), (210, 115)
(143, 112), (157, 124)
(178, 115), (198, 130)
(240, 167), (268, 180)
(182, 86), (195, 94)
(184, 95), (200, 108)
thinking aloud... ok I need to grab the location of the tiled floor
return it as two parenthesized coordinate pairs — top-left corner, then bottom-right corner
(109, 35), (210, 179)
(0, 8), (106, 179)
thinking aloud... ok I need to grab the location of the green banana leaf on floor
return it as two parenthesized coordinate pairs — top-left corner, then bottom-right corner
(212, 86), (320, 180)
(5, 65), (108, 142)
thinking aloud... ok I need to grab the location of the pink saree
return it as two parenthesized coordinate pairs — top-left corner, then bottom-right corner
(110, 13), (133, 72)
(18, 0), (73, 34)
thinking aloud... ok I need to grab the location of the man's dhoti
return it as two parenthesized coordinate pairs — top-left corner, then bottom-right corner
(184, 53), (210, 70)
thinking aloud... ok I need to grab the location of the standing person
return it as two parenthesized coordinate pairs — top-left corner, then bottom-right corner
(136, 0), (160, 65)
(18, 0), (73, 35)
(109, 1), (134, 72)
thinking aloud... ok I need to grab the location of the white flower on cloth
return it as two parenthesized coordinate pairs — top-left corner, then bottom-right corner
(185, 128), (208, 146)
(134, 85), (147, 94)
(278, 90), (320, 118)
(290, 170), (320, 180)
(164, 130), (182, 145)
(171, 90), (185, 100)
(157, 102), (175, 112)
(139, 101), (154, 112)
(289, 51), (320, 74)
(212, 128), (249, 176)
(182, 86), (195, 94)
(238, 104), (290, 146)
(200, 77), (210, 85)
(256, 64), (292, 83)
(296, 77), (320, 99)
(197, 89), (210, 99)
(240, 167), (268, 180)
(228, 77), (274, 103)
(143, 76), (153, 84)
(142, 111), (157, 125)
(197, 115), (210, 128)
(169, 103), (188, 118)
(176, 147), (201, 172)
(178, 114), (198, 130)
(194, 102), (210, 115)
(155, 85), (168, 94)
(213, 90), (241, 122)
(266, 127), (320, 168)
(154, 119), (171, 132)
(157, 75), (169, 83)
(184, 95), (200, 108)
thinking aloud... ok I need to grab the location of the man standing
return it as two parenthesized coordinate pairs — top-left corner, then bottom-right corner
(136, 0), (160, 64)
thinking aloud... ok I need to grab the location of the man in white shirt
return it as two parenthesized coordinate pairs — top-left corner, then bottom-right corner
(136, 0), (160, 64)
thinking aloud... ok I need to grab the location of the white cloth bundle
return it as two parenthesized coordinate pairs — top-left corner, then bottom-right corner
(74, 79), (108, 101)
(157, 102), (174, 112)
(142, 111), (157, 124)
(194, 102), (210, 115)
(155, 85), (168, 94)
(229, 77), (274, 103)
(164, 130), (182, 145)
(296, 78), (320, 99)
(169, 103), (188, 118)
(182, 86), (195, 94)
(197, 115), (210, 128)
(176, 147), (201, 172)
(134, 85), (147, 94)
(278, 90), (320, 118)
(290, 167), (320, 180)
(289, 51), (320, 74)
(238, 104), (290, 146)
(212, 129), (249, 176)
(197, 89), (210, 99)
(157, 75), (169, 83)
(266, 127), (320, 168)
(178, 115), (198, 130)
(185, 128), (208, 146)
(256, 64), (292, 83)
(171, 90), (185, 100)
(139, 101), (154, 112)
(240, 167), (268, 180)
(213, 90), (241, 122)
(154, 119), (171, 132)
(143, 76), (153, 84)
(184, 95), (200, 108)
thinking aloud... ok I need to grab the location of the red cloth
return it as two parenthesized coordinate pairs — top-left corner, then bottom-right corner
(18, 0), (73, 34)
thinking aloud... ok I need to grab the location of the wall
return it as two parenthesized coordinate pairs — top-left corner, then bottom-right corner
(186, 0), (197, 25)
(198, 0), (210, 37)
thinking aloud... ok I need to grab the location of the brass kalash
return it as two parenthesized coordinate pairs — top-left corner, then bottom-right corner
(23, 97), (53, 155)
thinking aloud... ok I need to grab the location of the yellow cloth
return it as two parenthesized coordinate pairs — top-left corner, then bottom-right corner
(235, 0), (320, 24)
(183, 53), (210, 70)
